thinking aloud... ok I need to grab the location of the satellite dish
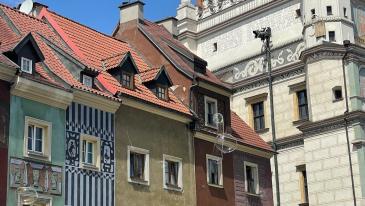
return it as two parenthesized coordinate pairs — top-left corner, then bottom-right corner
(19, 0), (34, 14)
(17, 187), (38, 205)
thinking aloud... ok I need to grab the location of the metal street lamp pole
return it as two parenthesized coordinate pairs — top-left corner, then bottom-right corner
(342, 40), (357, 206)
(253, 27), (280, 206)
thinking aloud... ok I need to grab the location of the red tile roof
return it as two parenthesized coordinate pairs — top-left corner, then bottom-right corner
(38, 7), (191, 115)
(0, 4), (116, 99)
(139, 20), (231, 89)
(139, 67), (160, 82)
(231, 112), (273, 152)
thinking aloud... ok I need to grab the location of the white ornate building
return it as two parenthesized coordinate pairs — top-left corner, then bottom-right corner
(176, 0), (365, 205)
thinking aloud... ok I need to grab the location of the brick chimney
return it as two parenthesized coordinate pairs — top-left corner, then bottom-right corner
(119, 1), (145, 24)
(155, 17), (178, 37)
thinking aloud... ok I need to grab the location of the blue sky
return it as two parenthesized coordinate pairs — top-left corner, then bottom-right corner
(2, 0), (195, 34)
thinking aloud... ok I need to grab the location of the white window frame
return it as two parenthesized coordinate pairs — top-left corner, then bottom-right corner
(127, 146), (150, 185)
(21, 57), (33, 74)
(206, 154), (223, 188)
(244, 161), (260, 195)
(18, 192), (53, 206)
(24, 117), (52, 161)
(79, 134), (100, 171)
(82, 74), (93, 88)
(204, 96), (218, 128)
(163, 154), (183, 192)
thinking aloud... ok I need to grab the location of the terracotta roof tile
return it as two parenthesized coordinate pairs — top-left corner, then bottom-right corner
(139, 67), (160, 82)
(231, 111), (273, 152)
(40, 8), (191, 115)
(140, 20), (230, 89)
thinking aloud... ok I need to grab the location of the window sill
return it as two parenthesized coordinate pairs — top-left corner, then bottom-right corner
(333, 98), (343, 103)
(245, 192), (261, 197)
(128, 178), (149, 186)
(26, 151), (50, 162)
(164, 184), (183, 192)
(292, 119), (309, 125)
(80, 163), (100, 172)
(208, 183), (224, 189)
(298, 203), (309, 206)
(205, 123), (218, 130)
(255, 128), (269, 134)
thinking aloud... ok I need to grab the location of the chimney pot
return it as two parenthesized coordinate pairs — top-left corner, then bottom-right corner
(119, 0), (145, 24)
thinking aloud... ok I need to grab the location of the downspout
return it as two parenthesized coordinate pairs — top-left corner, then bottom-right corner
(342, 40), (357, 206)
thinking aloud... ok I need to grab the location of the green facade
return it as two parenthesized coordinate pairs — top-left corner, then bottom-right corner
(7, 95), (66, 206)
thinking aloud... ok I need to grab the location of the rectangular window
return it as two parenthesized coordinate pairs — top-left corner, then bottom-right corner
(297, 165), (309, 204)
(80, 134), (100, 170)
(206, 154), (223, 187)
(297, 90), (309, 120)
(244, 162), (259, 194)
(121, 72), (133, 89)
(128, 146), (149, 185)
(156, 86), (167, 100)
(24, 117), (51, 160)
(204, 96), (218, 127)
(82, 74), (93, 88)
(21, 57), (32, 74)
(344, 7), (348, 18)
(213, 42), (218, 52)
(326, 6), (333, 16)
(311, 9), (316, 18)
(329, 31), (336, 42)
(252, 102), (265, 131)
(163, 155), (183, 191)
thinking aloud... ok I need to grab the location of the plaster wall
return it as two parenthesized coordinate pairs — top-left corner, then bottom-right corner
(115, 105), (196, 206)
(7, 95), (66, 206)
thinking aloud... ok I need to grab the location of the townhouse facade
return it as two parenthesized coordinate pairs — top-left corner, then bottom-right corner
(0, 1), (275, 206)
(176, 0), (365, 205)
(114, 2), (274, 206)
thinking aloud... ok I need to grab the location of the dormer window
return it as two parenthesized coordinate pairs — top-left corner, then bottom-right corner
(156, 85), (168, 100)
(82, 74), (93, 88)
(121, 71), (133, 89)
(21, 57), (33, 74)
(204, 96), (218, 128)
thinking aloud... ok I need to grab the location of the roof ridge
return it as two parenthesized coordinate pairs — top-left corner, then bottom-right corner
(47, 9), (129, 45)
(0, 3), (48, 26)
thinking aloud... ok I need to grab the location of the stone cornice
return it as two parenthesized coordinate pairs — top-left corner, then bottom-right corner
(179, 0), (291, 39)
(73, 90), (120, 113)
(300, 43), (346, 63)
(11, 76), (73, 110)
(268, 134), (304, 151)
(298, 111), (365, 135)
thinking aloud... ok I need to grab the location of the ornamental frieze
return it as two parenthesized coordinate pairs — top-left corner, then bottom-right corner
(9, 158), (63, 195)
(226, 42), (305, 83)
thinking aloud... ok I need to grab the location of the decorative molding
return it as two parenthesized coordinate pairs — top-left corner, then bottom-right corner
(121, 96), (192, 124)
(268, 134), (304, 151)
(73, 90), (120, 113)
(11, 76), (73, 109)
(198, 80), (232, 97)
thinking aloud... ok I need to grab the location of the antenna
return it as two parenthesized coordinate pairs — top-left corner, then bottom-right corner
(19, 0), (33, 14)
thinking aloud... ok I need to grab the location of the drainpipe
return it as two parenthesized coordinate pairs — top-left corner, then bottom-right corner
(342, 40), (357, 206)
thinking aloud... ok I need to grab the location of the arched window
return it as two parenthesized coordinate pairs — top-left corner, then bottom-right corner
(359, 68), (365, 97)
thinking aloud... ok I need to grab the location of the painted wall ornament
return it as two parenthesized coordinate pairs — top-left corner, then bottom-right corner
(9, 158), (63, 195)
(231, 42), (305, 82)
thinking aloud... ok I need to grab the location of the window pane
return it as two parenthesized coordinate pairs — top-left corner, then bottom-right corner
(28, 125), (34, 151)
(87, 142), (93, 164)
(208, 159), (219, 185)
(82, 140), (86, 163)
(130, 152), (145, 180)
(35, 127), (43, 152)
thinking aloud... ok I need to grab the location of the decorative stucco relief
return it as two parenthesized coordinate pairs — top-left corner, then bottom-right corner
(229, 42), (305, 82)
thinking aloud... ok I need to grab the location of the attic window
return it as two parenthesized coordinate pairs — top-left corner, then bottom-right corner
(82, 74), (93, 88)
(121, 71), (133, 89)
(21, 57), (33, 74)
(156, 85), (168, 100)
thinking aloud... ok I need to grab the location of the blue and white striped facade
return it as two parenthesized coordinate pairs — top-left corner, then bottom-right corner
(65, 102), (115, 206)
